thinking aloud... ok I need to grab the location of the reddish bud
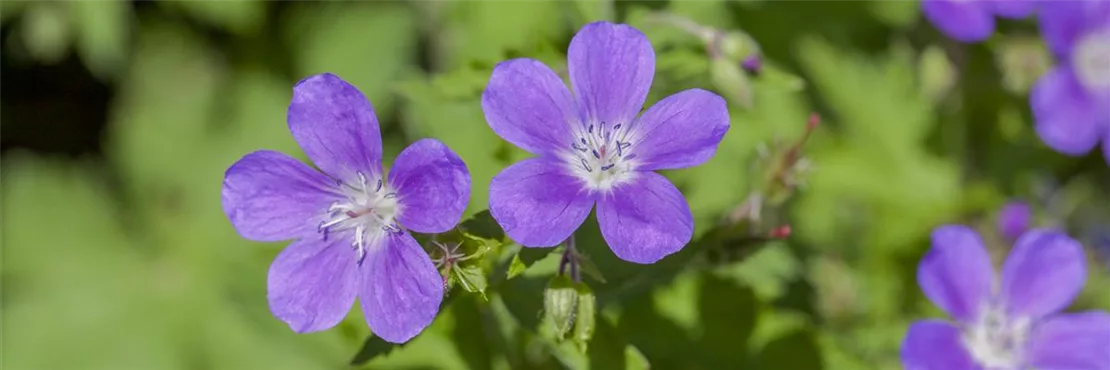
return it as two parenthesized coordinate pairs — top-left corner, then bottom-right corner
(806, 113), (821, 132)
(769, 225), (792, 239)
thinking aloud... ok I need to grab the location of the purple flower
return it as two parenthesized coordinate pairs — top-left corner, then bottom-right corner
(901, 225), (1110, 370)
(221, 74), (470, 343)
(481, 22), (729, 264)
(922, 0), (1037, 43)
(741, 54), (762, 75)
(1030, 0), (1110, 164)
(998, 201), (1031, 240)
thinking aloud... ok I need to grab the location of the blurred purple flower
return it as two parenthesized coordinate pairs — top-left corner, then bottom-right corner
(998, 201), (1031, 240)
(221, 73), (470, 343)
(922, 0), (1036, 43)
(481, 21), (730, 264)
(1030, 1), (1110, 164)
(741, 54), (762, 75)
(901, 226), (1110, 370)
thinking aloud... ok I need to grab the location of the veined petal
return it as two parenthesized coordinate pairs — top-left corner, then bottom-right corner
(628, 89), (729, 171)
(922, 0), (996, 43)
(1001, 229), (1086, 320)
(1027, 311), (1110, 369)
(900, 320), (982, 370)
(568, 21), (655, 127)
(267, 236), (358, 333)
(389, 139), (470, 234)
(288, 73), (383, 180)
(596, 172), (692, 264)
(482, 59), (578, 155)
(489, 158), (595, 247)
(1031, 66), (1103, 156)
(359, 232), (443, 344)
(222, 150), (338, 242)
(917, 225), (994, 323)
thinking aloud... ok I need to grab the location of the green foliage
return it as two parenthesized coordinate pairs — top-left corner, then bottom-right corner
(5, 1), (1110, 370)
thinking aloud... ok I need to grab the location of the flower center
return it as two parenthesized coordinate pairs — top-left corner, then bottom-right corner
(962, 302), (1031, 369)
(563, 120), (638, 191)
(317, 171), (401, 263)
(1072, 28), (1110, 93)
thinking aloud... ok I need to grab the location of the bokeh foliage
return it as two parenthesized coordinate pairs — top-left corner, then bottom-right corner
(2, 1), (1108, 370)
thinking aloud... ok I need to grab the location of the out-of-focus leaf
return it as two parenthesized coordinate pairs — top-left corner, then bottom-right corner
(753, 62), (806, 92)
(754, 329), (824, 369)
(868, 0), (920, 29)
(440, 1), (566, 69)
(714, 242), (799, 300)
(349, 336), (403, 366)
(162, 0), (264, 35)
(576, 253), (608, 284)
(919, 44), (956, 103)
(710, 57), (754, 108)
(285, 1), (418, 120)
(70, 0), (130, 80)
(21, 2), (71, 64)
(994, 35), (1052, 95)
(567, 0), (612, 26)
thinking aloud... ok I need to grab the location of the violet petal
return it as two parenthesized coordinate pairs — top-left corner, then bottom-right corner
(388, 139), (470, 234)
(917, 225), (994, 323)
(288, 73), (383, 180)
(1001, 229), (1086, 320)
(359, 232), (443, 344)
(489, 158), (595, 247)
(568, 21), (655, 127)
(482, 58), (578, 155)
(922, 0), (996, 43)
(1027, 311), (1110, 369)
(222, 150), (338, 242)
(628, 88), (729, 171)
(267, 236), (358, 333)
(900, 320), (982, 370)
(596, 172), (693, 264)
(1030, 66), (1103, 156)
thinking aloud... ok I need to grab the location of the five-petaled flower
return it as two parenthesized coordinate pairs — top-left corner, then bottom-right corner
(922, 0), (1036, 43)
(1030, 0), (1110, 165)
(481, 21), (730, 264)
(901, 225), (1110, 370)
(221, 73), (470, 343)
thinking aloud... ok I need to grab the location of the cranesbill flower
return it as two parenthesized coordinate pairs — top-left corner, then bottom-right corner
(1030, 0), (1110, 164)
(901, 225), (1110, 370)
(221, 73), (470, 343)
(482, 21), (729, 264)
(922, 0), (1036, 43)
(997, 201), (1031, 240)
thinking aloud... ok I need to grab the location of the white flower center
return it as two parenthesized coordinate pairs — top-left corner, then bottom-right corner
(317, 172), (401, 263)
(962, 302), (1031, 369)
(1072, 28), (1110, 93)
(562, 120), (639, 191)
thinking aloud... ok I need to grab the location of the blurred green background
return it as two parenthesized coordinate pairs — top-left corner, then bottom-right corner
(2, 1), (1108, 369)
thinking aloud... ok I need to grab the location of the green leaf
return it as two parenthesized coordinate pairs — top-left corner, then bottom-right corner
(162, 0), (264, 35)
(453, 265), (490, 300)
(285, 2), (418, 119)
(544, 275), (579, 339)
(349, 336), (404, 366)
(21, 2), (72, 64)
(507, 247), (556, 280)
(573, 283), (597, 353)
(710, 57), (754, 108)
(868, 0), (920, 29)
(70, 0), (130, 80)
(754, 329), (824, 369)
(439, 1), (567, 69)
(575, 253), (608, 284)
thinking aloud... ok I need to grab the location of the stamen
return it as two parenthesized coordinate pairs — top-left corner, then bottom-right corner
(613, 123), (622, 131)
(358, 171), (368, 185)
(600, 164), (615, 171)
(624, 153), (638, 160)
(375, 179), (382, 192)
(591, 149), (601, 159)
(580, 158), (593, 172)
(572, 142), (588, 152)
(588, 124), (594, 133)
(384, 192), (397, 199)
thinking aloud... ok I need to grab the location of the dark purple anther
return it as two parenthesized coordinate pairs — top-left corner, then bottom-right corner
(601, 164), (615, 171)
(580, 158), (593, 172)
(592, 149), (601, 159)
(375, 179), (383, 192)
